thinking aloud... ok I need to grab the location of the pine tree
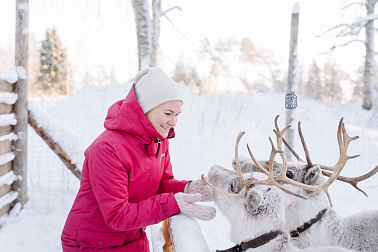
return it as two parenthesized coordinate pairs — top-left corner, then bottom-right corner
(38, 27), (69, 95)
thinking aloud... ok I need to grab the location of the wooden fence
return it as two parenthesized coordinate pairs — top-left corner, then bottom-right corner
(0, 0), (29, 220)
(0, 79), (19, 219)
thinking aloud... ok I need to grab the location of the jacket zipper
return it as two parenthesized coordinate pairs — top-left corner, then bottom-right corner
(155, 138), (161, 158)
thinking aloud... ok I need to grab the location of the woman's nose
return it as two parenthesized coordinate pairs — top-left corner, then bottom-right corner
(168, 116), (178, 126)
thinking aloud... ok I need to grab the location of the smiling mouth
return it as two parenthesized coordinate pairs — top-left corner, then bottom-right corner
(161, 125), (171, 130)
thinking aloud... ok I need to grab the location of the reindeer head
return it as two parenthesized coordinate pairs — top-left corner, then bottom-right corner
(208, 165), (284, 216)
(206, 165), (286, 242)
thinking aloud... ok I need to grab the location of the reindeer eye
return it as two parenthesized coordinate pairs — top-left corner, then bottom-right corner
(286, 171), (294, 179)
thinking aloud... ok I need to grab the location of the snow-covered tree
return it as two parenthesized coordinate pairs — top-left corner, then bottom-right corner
(363, 0), (376, 110)
(324, 0), (377, 110)
(38, 27), (69, 95)
(151, 0), (162, 67)
(131, 0), (152, 70)
(131, 0), (181, 70)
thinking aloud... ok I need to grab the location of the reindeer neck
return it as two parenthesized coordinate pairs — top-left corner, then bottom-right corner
(290, 208), (345, 248)
(231, 213), (284, 245)
(286, 194), (329, 231)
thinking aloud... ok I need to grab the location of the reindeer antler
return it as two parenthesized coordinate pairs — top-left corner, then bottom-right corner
(294, 118), (378, 197)
(246, 138), (306, 199)
(270, 116), (359, 206)
(202, 130), (306, 199)
(201, 132), (254, 198)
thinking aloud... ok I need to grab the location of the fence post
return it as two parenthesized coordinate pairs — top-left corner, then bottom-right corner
(12, 0), (29, 207)
(285, 2), (299, 161)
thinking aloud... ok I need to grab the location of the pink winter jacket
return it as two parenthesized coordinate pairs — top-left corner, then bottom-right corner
(61, 85), (189, 251)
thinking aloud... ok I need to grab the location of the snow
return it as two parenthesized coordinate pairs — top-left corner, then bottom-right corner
(150, 223), (166, 251)
(0, 80), (377, 251)
(28, 102), (86, 170)
(2, 67), (19, 84)
(0, 66), (27, 84)
(168, 215), (210, 252)
(0, 171), (19, 187)
(17, 2), (29, 13)
(0, 191), (19, 212)
(17, 66), (27, 79)
(0, 113), (17, 126)
(22, 28), (29, 36)
(0, 132), (18, 142)
(0, 152), (15, 166)
(292, 2), (300, 14)
(149, 215), (210, 252)
(0, 92), (18, 105)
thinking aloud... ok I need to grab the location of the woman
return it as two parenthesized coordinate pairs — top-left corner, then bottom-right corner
(61, 67), (215, 251)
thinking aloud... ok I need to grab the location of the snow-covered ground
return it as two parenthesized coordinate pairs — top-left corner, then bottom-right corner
(0, 78), (377, 251)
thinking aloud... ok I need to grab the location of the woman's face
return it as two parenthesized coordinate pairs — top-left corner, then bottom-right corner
(146, 100), (182, 138)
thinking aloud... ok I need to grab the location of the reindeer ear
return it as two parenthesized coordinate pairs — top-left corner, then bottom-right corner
(304, 166), (323, 186)
(245, 189), (262, 214)
(232, 156), (257, 173)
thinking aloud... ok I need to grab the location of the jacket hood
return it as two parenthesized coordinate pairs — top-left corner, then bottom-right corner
(104, 85), (175, 144)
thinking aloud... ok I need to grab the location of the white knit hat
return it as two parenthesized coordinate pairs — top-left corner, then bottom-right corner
(134, 67), (183, 113)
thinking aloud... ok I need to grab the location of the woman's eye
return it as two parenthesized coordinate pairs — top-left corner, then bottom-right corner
(286, 171), (294, 179)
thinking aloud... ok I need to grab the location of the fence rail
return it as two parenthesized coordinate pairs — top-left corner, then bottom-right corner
(0, 79), (18, 219)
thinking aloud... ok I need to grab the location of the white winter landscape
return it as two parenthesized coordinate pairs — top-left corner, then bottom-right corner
(0, 74), (377, 251)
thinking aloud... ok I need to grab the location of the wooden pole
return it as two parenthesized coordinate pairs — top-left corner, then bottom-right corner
(28, 110), (82, 181)
(285, 2), (299, 161)
(12, 0), (29, 206)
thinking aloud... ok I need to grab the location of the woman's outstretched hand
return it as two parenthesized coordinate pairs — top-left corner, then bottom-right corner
(174, 193), (216, 221)
(184, 179), (214, 202)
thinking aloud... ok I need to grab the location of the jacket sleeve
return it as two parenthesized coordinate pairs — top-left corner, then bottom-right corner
(157, 148), (190, 194)
(89, 143), (181, 232)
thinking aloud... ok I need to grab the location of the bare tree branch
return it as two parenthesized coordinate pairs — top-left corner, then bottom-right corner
(161, 6), (182, 16)
(342, 2), (367, 10)
(330, 39), (366, 50)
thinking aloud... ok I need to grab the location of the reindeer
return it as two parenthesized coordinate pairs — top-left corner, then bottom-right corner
(203, 130), (353, 252)
(229, 116), (378, 252)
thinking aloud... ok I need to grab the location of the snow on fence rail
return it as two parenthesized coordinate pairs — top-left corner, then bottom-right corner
(166, 215), (210, 252)
(0, 77), (19, 219)
(150, 215), (210, 252)
(27, 105), (83, 180)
